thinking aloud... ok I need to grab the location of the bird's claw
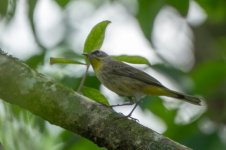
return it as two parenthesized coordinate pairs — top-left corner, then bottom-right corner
(113, 114), (139, 122)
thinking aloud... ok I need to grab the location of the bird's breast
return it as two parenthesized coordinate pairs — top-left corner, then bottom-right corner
(90, 59), (103, 73)
(96, 69), (145, 97)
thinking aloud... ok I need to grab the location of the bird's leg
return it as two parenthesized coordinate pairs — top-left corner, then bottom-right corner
(98, 102), (134, 109)
(113, 98), (142, 122)
(110, 102), (134, 107)
(109, 96), (135, 108)
(125, 99), (142, 118)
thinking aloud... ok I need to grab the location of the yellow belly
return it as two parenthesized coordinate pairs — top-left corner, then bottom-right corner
(142, 85), (175, 97)
(96, 72), (144, 97)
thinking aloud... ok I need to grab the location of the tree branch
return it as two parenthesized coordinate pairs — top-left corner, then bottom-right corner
(0, 50), (191, 150)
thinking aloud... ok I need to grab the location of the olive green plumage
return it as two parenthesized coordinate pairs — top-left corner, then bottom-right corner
(84, 50), (202, 116)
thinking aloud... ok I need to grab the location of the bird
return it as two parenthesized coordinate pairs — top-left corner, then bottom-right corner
(83, 50), (202, 118)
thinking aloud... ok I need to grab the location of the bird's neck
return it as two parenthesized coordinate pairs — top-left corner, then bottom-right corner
(90, 58), (103, 73)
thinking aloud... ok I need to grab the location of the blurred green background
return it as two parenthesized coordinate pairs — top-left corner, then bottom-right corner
(0, 0), (226, 149)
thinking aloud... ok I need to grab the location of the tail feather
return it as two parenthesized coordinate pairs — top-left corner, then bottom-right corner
(170, 90), (202, 105)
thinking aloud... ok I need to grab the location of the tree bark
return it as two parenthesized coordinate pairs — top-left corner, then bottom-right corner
(0, 50), (191, 150)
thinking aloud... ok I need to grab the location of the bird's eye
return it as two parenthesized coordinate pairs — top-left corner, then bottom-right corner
(93, 50), (102, 56)
(91, 50), (108, 57)
(94, 51), (100, 55)
(91, 50), (100, 56)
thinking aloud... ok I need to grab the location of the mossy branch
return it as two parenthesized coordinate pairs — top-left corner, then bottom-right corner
(0, 50), (191, 150)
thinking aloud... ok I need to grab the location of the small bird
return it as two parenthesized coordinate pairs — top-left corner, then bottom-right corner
(83, 50), (202, 118)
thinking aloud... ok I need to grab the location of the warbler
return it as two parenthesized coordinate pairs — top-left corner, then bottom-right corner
(83, 50), (202, 117)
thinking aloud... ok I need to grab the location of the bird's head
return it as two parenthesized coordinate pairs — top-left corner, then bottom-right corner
(83, 50), (108, 60)
(83, 50), (109, 71)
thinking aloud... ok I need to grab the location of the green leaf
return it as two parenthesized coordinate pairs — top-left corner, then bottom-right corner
(136, 0), (163, 41)
(0, 0), (8, 17)
(166, 0), (189, 16)
(81, 86), (109, 105)
(27, 0), (37, 24)
(196, 0), (226, 22)
(191, 60), (226, 94)
(50, 57), (85, 65)
(26, 52), (45, 68)
(55, 0), (70, 8)
(112, 55), (151, 65)
(83, 20), (111, 53)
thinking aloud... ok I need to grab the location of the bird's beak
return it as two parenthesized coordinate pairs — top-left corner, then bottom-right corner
(82, 53), (88, 57)
(83, 53), (92, 60)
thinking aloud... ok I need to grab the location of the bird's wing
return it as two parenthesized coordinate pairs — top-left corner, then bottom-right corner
(108, 60), (165, 87)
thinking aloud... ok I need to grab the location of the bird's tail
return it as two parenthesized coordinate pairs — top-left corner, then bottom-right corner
(167, 89), (202, 105)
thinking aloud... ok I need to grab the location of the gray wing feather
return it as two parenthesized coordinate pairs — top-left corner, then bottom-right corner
(106, 60), (164, 87)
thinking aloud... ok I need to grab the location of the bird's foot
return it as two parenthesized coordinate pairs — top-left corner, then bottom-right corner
(110, 103), (134, 108)
(114, 113), (139, 122)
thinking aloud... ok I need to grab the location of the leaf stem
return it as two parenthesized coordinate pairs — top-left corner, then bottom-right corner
(77, 64), (90, 93)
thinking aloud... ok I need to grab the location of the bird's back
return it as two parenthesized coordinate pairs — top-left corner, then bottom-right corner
(96, 58), (166, 97)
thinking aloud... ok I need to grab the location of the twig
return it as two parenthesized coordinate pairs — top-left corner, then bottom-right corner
(77, 64), (90, 92)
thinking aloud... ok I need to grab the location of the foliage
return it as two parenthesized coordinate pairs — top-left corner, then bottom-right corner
(0, 0), (226, 149)
(112, 55), (151, 65)
(81, 86), (109, 106)
(83, 20), (111, 53)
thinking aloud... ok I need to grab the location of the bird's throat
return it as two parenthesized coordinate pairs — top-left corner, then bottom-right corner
(90, 59), (103, 73)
